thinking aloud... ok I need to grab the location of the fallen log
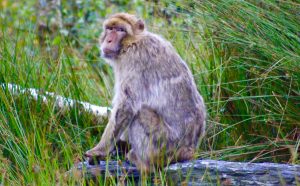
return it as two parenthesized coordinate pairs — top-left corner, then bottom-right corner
(1, 83), (110, 120)
(70, 159), (300, 185)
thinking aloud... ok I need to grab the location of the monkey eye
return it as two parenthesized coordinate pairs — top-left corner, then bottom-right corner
(116, 27), (126, 32)
(106, 26), (113, 31)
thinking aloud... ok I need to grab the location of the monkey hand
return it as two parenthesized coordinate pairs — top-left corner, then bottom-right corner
(84, 147), (108, 165)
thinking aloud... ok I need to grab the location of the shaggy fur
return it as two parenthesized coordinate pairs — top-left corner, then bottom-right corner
(85, 13), (206, 172)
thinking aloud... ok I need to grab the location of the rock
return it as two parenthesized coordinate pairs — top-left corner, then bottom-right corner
(69, 159), (300, 185)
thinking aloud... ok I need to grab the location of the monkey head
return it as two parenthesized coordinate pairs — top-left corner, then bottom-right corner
(100, 13), (145, 59)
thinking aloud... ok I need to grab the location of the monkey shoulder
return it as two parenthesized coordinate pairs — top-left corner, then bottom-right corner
(141, 32), (174, 52)
(136, 33), (188, 72)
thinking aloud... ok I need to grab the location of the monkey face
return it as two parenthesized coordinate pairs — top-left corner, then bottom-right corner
(100, 25), (127, 59)
(100, 13), (145, 60)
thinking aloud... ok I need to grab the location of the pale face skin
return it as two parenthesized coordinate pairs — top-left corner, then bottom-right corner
(101, 25), (127, 59)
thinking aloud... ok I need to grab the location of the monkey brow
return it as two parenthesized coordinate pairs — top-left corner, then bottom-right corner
(114, 16), (134, 28)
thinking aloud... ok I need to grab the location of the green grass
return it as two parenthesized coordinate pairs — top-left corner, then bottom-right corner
(0, 0), (299, 185)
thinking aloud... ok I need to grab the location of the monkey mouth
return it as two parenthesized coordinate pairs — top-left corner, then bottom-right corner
(103, 52), (118, 59)
(102, 48), (120, 59)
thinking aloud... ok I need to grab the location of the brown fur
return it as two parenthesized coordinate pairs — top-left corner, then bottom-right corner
(85, 13), (206, 173)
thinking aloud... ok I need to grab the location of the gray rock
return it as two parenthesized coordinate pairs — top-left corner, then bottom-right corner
(69, 159), (300, 185)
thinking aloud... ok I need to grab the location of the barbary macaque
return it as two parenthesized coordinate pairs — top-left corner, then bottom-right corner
(85, 13), (206, 172)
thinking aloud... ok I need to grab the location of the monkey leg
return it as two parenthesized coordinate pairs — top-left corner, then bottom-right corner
(126, 149), (150, 173)
(127, 105), (170, 172)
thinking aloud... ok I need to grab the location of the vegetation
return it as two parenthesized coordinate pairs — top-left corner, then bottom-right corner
(0, 0), (299, 185)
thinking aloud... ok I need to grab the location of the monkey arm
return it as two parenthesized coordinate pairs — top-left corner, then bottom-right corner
(86, 100), (134, 158)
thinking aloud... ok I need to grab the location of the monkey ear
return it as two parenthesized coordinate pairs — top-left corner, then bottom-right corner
(135, 19), (145, 34)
